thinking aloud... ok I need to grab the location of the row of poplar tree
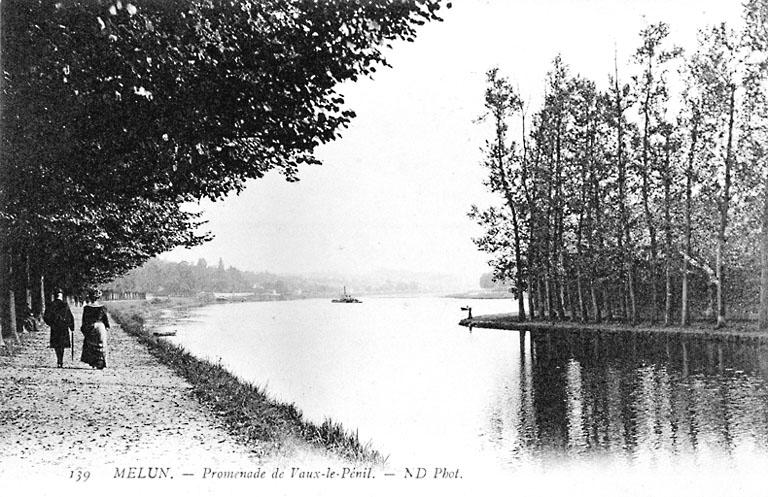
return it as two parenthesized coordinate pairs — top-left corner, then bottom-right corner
(472, 1), (768, 329)
(0, 0), (446, 345)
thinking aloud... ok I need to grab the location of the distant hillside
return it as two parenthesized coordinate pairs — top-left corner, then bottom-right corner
(106, 258), (335, 297)
(105, 258), (462, 297)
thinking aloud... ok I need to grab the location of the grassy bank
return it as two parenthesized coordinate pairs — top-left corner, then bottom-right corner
(461, 313), (768, 344)
(106, 299), (383, 464)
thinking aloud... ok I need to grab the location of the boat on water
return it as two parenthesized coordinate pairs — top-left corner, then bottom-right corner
(331, 286), (362, 303)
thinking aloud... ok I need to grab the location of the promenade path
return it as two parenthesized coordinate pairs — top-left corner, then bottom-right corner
(0, 306), (264, 484)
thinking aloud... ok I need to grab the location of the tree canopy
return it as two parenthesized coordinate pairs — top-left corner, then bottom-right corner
(471, 7), (768, 328)
(0, 0), (446, 334)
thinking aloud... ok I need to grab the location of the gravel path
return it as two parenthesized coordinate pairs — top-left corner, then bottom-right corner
(0, 306), (264, 481)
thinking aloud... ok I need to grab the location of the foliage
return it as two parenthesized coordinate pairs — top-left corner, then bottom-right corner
(471, 10), (768, 326)
(0, 0), (446, 304)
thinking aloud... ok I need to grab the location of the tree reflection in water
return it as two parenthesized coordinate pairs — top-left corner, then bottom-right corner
(491, 329), (768, 469)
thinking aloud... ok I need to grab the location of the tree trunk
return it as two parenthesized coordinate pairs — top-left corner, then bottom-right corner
(715, 85), (735, 329)
(0, 249), (20, 344)
(511, 203), (526, 322)
(545, 276), (554, 321)
(575, 237), (587, 323)
(15, 250), (32, 334)
(494, 109), (526, 323)
(589, 149), (603, 324)
(576, 277), (586, 323)
(640, 98), (658, 324)
(590, 280), (601, 323)
(641, 170), (658, 323)
(664, 253), (672, 326)
(707, 284), (716, 321)
(521, 111), (536, 323)
(13, 252), (26, 334)
(602, 287), (613, 321)
(557, 252), (567, 319)
(536, 275), (545, 319)
(553, 112), (566, 321)
(24, 252), (32, 308)
(627, 274), (637, 325)
(566, 278), (577, 322)
(681, 110), (698, 327)
(0, 2), (7, 351)
(759, 172), (768, 330)
(576, 149), (589, 323)
(681, 268), (689, 325)
(32, 270), (45, 318)
(527, 274), (536, 321)
(663, 130), (673, 326)
(614, 54), (635, 324)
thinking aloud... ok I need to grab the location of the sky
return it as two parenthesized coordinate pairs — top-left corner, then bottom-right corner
(163, 0), (744, 289)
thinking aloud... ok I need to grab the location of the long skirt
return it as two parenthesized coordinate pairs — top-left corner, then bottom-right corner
(81, 322), (107, 369)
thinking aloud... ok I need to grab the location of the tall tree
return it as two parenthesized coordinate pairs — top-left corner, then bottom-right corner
(743, 0), (768, 330)
(610, 50), (637, 324)
(689, 24), (743, 328)
(631, 22), (682, 324)
(471, 68), (527, 320)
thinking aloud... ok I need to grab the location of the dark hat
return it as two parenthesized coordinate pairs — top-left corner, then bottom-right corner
(86, 288), (102, 301)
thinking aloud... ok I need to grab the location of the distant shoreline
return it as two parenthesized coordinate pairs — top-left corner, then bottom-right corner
(460, 313), (768, 344)
(444, 292), (514, 300)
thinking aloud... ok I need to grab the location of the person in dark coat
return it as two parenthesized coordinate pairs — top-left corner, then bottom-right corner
(80, 288), (110, 370)
(22, 305), (39, 332)
(43, 289), (75, 368)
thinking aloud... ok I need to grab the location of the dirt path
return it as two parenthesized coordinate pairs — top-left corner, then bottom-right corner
(0, 306), (264, 482)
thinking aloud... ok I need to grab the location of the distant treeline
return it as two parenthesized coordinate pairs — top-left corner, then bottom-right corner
(479, 272), (512, 291)
(471, 4), (768, 329)
(107, 258), (332, 297)
(106, 258), (423, 298)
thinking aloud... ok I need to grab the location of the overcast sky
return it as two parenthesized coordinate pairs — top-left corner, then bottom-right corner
(163, 0), (743, 288)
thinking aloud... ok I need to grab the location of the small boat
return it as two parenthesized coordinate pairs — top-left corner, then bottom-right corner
(331, 286), (362, 303)
(153, 331), (177, 337)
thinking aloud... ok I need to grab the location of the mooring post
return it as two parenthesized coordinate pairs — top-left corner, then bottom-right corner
(460, 306), (472, 320)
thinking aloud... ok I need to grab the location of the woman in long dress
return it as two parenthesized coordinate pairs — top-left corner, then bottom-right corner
(80, 289), (110, 369)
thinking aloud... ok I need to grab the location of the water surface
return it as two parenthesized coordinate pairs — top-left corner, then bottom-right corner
(157, 296), (768, 477)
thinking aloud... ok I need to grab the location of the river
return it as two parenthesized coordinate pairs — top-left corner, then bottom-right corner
(156, 296), (768, 486)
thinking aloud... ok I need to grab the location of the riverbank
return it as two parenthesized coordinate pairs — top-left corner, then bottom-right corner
(460, 313), (768, 344)
(0, 302), (266, 482)
(106, 299), (381, 463)
(0, 298), (380, 483)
